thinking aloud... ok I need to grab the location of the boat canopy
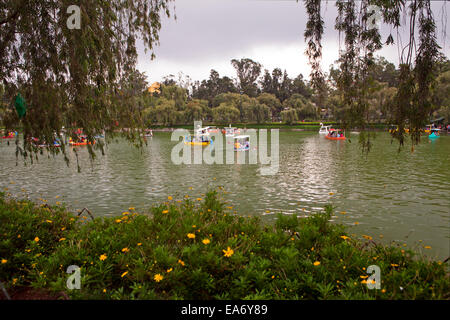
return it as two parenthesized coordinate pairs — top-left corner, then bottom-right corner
(196, 127), (210, 135)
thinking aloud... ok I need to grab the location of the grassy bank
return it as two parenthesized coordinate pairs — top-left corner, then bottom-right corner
(0, 191), (448, 300)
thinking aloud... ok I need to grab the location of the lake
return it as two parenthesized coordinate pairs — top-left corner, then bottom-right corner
(1, 131), (449, 259)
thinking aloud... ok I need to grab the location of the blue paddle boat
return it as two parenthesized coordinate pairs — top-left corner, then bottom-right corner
(428, 129), (440, 139)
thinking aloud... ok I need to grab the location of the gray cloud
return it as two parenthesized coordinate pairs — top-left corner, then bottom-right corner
(138, 0), (450, 82)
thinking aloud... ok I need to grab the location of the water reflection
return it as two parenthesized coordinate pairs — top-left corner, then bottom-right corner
(0, 132), (448, 259)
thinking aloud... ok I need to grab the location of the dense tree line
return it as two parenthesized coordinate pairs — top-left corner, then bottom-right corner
(1, 55), (448, 128)
(139, 56), (450, 126)
(1, 0), (448, 159)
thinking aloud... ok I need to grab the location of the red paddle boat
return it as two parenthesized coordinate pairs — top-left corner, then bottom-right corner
(325, 129), (346, 140)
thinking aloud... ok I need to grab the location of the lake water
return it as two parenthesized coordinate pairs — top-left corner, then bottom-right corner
(1, 131), (449, 259)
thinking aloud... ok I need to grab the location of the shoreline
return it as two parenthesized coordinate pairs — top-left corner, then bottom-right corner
(0, 191), (448, 300)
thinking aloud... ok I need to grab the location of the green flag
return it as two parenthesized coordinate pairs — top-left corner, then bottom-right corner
(14, 93), (27, 119)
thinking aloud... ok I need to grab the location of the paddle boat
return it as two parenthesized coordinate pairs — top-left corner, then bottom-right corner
(69, 135), (95, 146)
(325, 129), (346, 140)
(196, 126), (210, 135)
(223, 125), (240, 137)
(184, 133), (212, 146)
(94, 130), (105, 139)
(428, 128), (440, 139)
(234, 135), (250, 151)
(1, 131), (17, 139)
(30, 136), (61, 148)
(424, 124), (434, 134)
(318, 123), (332, 135)
(389, 125), (409, 134)
(142, 129), (153, 137)
(207, 126), (220, 134)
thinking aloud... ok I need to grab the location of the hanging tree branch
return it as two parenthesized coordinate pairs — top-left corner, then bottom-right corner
(303, 0), (444, 152)
(304, 0), (325, 108)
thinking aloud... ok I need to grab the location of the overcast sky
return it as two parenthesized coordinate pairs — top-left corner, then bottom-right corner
(137, 0), (450, 84)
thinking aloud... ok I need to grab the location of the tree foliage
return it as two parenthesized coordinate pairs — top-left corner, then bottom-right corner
(303, 0), (444, 150)
(231, 58), (262, 97)
(0, 0), (174, 159)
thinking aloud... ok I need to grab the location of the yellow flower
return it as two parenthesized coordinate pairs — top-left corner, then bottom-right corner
(187, 233), (195, 239)
(360, 275), (369, 279)
(340, 211), (347, 215)
(381, 289), (386, 293)
(12, 278), (17, 285)
(168, 196), (173, 200)
(61, 227), (66, 231)
(178, 259), (185, 266)
(59, 238), (66, 242)
(329, 192), (334, 195)
(223, 247), (234, 258)
(137, 243), (142, 246)
(340, 235), (350, 240)
(313, 261), (320, 266)
(424, 246), (431, 249)
(103, 289), (107, 293)
(1, 259), (7, 264)
(56, 201), (61, 206)
(154, 274), (163, 282)
(227, 206), (233, 210)
(122, 247), (129, 253)
(202, 239), (210, 245)
(122, 211), (129, 216)
(362, 235), (372, 240)
(196, 198), (202, 201)
(166, 268), (173, 273)
(192, 225), (196, 228)
(17, 234), (21, 238)
(390, 263), (399, 267)
(162, 210), (169, 214)
(121, 271), (128, 278)
(46, 219), (52, 223)
(115, 219), (121, 223)
(354, 221), (359, 225)
(271, 275), (275, 279)
(34, 237), (39, 242)
(129, 207), (135, 211)
(99, 254), (107, 261)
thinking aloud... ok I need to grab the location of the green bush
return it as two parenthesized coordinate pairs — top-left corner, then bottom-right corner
(0, 191), (448, 300)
